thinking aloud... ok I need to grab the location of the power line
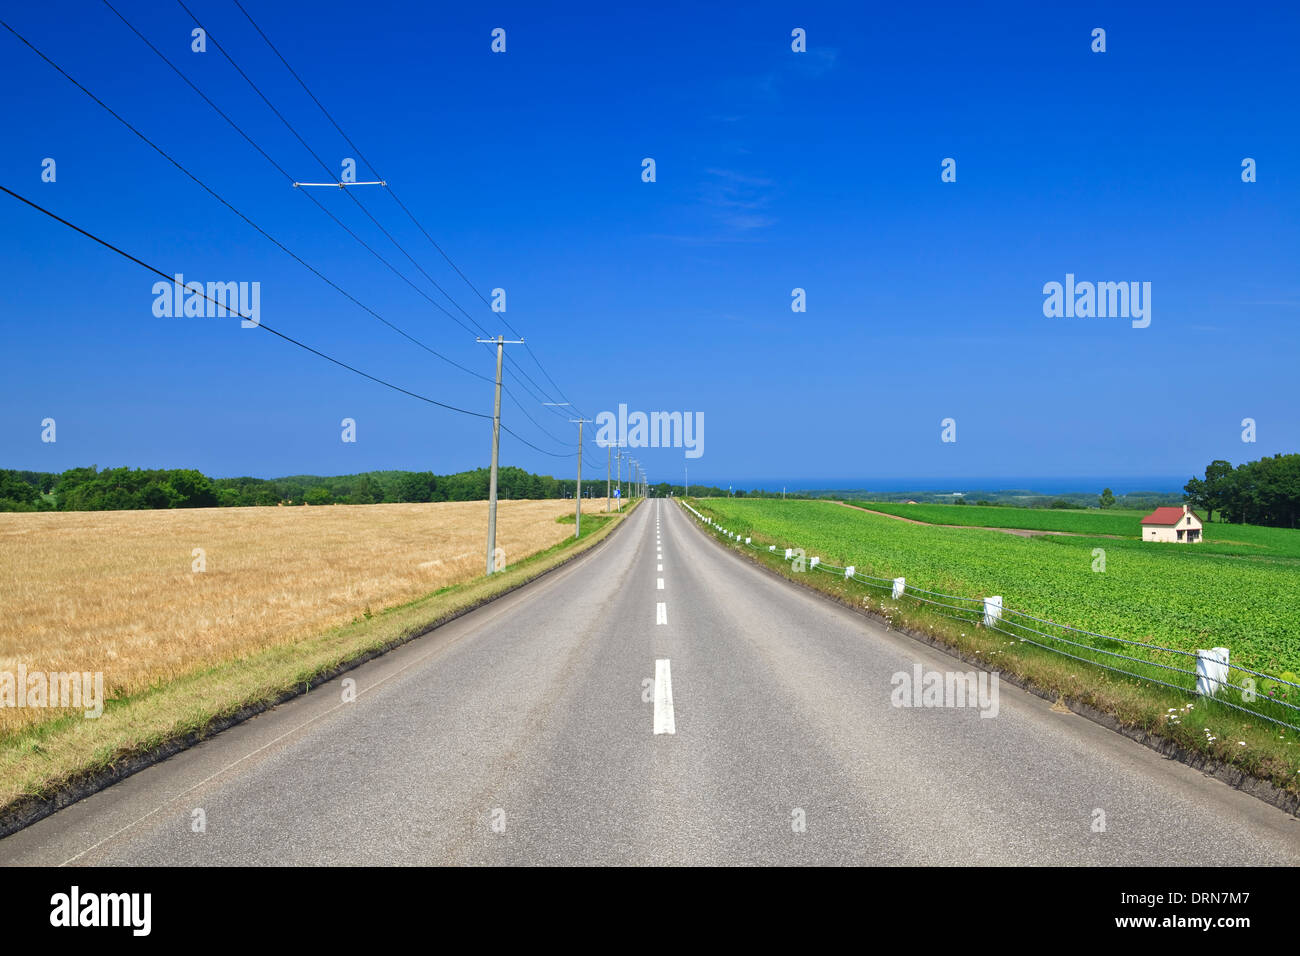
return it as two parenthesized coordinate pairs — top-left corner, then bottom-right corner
(2, 16), (495, 389)
(156, 1), (574, 438)
(136, 1), (490, 345)
(499, 423), (575, 458)
(5, 15), (580, 460)
(5, 19), (579, 462)
(3, 181), (575, 467)
(0, 185), (490, 419)
(227, 0), (585, 416)
(501, 385), (574, 448)
(183, 0), (496, 332)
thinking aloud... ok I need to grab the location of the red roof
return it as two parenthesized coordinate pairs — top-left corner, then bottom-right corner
(1140, 506), (1189, 526)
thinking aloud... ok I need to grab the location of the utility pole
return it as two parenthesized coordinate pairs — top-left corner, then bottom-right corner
(477, 335), (524, 575)
(606, 444), (611, 513)
(569, 418), (591, 538)
(615, 444), (629, 511)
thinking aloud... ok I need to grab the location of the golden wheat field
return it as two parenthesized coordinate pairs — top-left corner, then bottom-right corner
(0, 498), (610, 736)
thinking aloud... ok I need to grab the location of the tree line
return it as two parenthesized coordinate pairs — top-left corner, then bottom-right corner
(1184, 454), (1300, 527)
(656, 483), (810, 499)
(0, 466), (616, 512)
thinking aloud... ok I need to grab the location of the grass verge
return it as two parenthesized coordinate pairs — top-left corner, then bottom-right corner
(685, 498), (1300, 813)
(0, 499), (639, 835)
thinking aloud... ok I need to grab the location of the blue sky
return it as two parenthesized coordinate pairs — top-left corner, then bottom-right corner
(1, 0), (1296, 489)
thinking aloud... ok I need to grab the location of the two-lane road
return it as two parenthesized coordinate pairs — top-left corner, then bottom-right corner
(3, 499), (1298, 864)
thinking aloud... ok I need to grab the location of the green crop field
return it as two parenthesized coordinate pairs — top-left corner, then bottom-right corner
(849, 501), (1148, 536)
(691, 498), (1300, 675)
(850, 500), (1300, 561)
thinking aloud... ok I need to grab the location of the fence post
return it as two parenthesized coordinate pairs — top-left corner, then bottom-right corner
(892, 577), (905, 599)
(983, 596), (1003, 627)
(1195, 647), (1231, 697)
(845, 565), (855, 578)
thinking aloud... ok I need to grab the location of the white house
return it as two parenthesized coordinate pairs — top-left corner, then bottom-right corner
(1140, 504), (1203, 543)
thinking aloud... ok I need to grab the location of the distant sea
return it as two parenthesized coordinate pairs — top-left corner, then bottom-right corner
(707, 477), (1189, 495)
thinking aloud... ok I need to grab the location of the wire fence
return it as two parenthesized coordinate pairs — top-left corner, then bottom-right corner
(680, 500), (1300, 732)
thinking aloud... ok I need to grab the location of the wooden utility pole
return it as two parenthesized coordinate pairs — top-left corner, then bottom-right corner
(477, 335), (524, 574)
(570, 418), (592, 538)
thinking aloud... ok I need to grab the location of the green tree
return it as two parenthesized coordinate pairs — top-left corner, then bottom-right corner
(395, 471), (433, 502)
(0, 470), (40, 505)
(1203, 459), (1235, 522)
(1099, 488), (1116, 509)
(165, 470), (218, 508)
(304, 486), (332, 506)
(1183, 475), (1208, 516)
(141, 479), (182, 509)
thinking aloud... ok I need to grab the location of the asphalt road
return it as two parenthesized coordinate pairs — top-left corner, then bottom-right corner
(4, 498), (1298, 865)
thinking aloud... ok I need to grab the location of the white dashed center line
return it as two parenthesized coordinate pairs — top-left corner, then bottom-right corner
(653, 658), (675, 734)
(656, 601), (667, 625)
(657, 578), (664, 589)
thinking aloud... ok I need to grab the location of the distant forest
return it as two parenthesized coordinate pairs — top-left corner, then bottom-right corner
(0, 466), (640, 512)
(10, 457), (1294, 525)
(1184, 454), (1300, 528)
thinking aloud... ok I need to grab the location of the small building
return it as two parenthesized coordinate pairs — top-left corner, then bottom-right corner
(1140, 504), (1203, 543)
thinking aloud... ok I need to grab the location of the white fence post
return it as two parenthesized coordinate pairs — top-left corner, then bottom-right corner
(810, 557), (820, 568)
(983, 596), (1003, 627)
(892, 577), (905, 599)
(845, 565), (855, 578)
(1196, 647), (1231, 697)
(784, 548), (793, 560)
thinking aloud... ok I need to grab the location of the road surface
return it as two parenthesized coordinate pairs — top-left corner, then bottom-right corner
(3, 499), (1298, 865)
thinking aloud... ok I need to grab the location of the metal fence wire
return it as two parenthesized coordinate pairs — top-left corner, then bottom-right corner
(679, 500), (1300, 732)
